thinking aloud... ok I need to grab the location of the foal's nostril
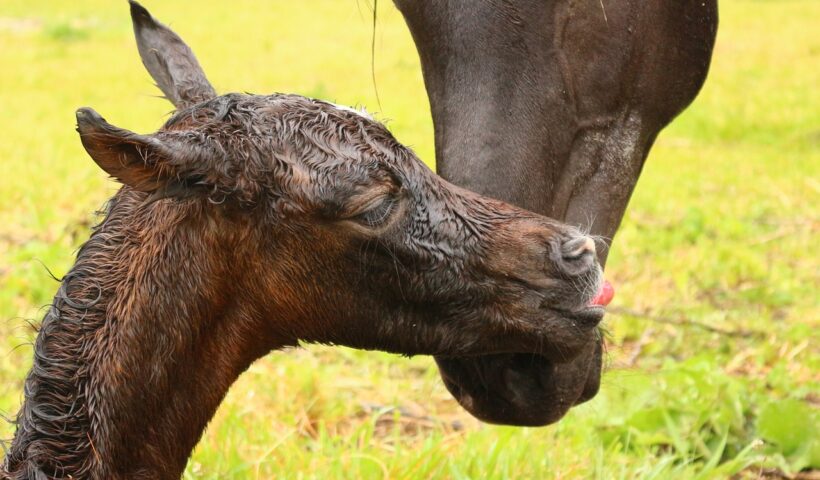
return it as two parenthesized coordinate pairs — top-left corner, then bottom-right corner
(555, 236), (598, 275)
(561, 236), (596, 261)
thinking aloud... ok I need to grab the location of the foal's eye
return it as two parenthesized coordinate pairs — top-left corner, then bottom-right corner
(350, 195), (398, 228)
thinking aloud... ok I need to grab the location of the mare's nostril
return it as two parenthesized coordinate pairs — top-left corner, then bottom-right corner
(561, 236), (596, 261)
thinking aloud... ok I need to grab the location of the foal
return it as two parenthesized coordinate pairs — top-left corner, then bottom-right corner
(2, 2), (609, 478)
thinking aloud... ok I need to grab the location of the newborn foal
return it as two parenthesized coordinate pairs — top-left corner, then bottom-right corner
(2, 3), (611, 478)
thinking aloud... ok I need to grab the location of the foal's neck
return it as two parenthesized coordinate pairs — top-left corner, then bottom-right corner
(3, 191), (277, 479)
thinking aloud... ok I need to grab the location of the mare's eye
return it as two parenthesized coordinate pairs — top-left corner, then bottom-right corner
(351, 195), (398, 228)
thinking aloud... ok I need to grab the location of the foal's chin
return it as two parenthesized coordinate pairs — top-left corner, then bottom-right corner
(435, 337), (603, 427)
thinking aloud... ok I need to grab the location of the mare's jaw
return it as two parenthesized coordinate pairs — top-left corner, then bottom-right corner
(435, 339), (602, 426)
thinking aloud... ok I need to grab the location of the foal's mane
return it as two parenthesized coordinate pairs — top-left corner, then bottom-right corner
(3, 200), (120, 477)
(2, 192), (195, 479)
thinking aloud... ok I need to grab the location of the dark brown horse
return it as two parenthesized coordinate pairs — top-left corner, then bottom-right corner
(1, 3), (613, 478)
(395, 0), (718, 425)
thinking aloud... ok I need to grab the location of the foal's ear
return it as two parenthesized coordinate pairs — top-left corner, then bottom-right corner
(129, 0), (216, 108)
(76, 107), (180, 193)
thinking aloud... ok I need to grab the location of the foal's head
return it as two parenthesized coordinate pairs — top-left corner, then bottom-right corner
(78, 85), (607, 351)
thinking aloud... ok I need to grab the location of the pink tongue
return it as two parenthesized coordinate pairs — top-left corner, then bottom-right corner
(591, 280), (615, 307)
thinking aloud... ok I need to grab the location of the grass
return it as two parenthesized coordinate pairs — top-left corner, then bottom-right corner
(0, 0), (818, 478)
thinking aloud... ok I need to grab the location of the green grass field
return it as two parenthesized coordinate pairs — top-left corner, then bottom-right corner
(0, 1), (818, 478)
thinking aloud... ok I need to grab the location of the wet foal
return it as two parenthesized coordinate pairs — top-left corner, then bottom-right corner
(2, 3), (610, 478)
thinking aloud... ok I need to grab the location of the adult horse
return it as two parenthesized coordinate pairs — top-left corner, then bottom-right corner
(393, 0), (719, 425)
